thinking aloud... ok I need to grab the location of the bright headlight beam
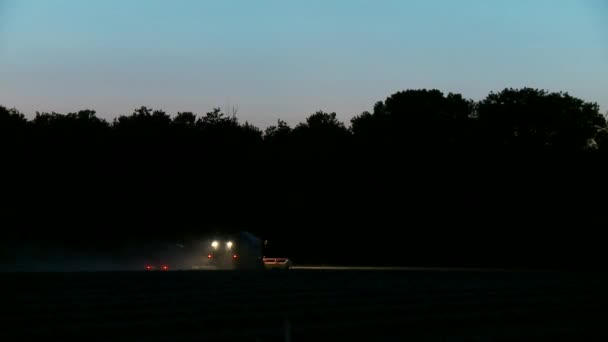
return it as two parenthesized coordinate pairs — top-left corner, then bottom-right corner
(211, 241), (219, 249)
(226, 241), (233, 249)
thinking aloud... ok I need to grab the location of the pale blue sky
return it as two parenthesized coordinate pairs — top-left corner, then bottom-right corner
(1, 0), (606, 127)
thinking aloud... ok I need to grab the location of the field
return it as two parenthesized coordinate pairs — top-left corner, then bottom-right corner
(4, 269), (606, 341)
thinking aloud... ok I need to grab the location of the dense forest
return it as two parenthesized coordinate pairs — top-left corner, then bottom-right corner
(2, 88), (607, 268)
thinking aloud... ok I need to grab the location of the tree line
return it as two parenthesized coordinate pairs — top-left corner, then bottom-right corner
(2, 88), (606, 155)
(2, 87), (607, 268)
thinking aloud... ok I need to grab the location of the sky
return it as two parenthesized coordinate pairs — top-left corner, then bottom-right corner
(1, 0), (607, 128)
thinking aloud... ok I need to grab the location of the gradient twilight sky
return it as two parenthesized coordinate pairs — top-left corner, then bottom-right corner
(1, 0), (607, 127)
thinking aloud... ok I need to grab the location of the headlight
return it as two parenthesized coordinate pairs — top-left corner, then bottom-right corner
(211, 241), (219, 249)
(226, 241), (233, 249)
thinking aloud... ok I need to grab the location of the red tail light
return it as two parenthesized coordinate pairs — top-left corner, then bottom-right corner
(233, 254), (238, 259)
(208, 254), (213, 259)
(162, 265), (168, 270)
(146, 265), (152, 270)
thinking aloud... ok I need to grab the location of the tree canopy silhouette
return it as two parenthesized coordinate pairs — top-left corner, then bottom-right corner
(476, 88), (606, 154)
(1, 88), (607, 268)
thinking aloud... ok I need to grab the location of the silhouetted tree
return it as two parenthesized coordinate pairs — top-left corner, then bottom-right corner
(292, 111), (350, 144)
(192, 108), (262, 151)
(476, 88), (606, 154)
(27, 109), (110, 160)
(0, 106), (30, 162)
(264, 119), (292, 144)
(0, 105), (27, 129)
(197, 107), (237, 127)
(173, 111), (197, 127)
(240, 121), (263, 145)
(351, 89), (475, 155)
(113, 106), (171, 134)
(0, 106), (28, 141)
(171, 111), (199, 150)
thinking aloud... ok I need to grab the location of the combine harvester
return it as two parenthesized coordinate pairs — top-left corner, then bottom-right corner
(196, 231), (293, 271)
(144, 231), (293, 271)
(203, 231), (265, 270)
